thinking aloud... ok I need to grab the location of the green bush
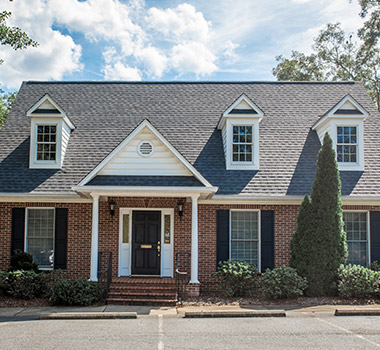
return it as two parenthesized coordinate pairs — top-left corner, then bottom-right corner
(10, 249), (39, 272)
(370, 261), (380, 272)
(260, 266), (308, 300)
(0, 271), (8, 293)
(338, 264), (380, 298)
(6, 270), (48, 299)
(49, 278), (102, 306)
(212, 261), (258, 297)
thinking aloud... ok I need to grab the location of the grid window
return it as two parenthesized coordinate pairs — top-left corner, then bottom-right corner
(337, 126), (357, 163)
(230, 211), (259, 267)
(232, 125), (253, 162)
(36, 125), (57, 161)
(343, 212), (368, 266)
(26, 209), (55, 268)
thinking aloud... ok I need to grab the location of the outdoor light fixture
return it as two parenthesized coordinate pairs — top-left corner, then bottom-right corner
(109, 200), (116, 216)
(177, 200), (185, 220)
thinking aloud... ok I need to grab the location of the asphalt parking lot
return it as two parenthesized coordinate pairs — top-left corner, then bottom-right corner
(0, 310), (380, 350)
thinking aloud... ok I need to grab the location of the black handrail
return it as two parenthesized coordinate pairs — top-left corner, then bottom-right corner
(97, 251), (112, 301)
(175, 252), (190, 304)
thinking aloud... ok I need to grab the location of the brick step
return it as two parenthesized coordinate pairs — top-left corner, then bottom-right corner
(107, 298), (177, 306)
(111, 279), (176, 286)
(108, 291), (176, 299)
(109, 285), (176, 292)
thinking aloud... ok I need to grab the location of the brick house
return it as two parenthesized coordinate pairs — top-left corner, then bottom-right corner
(1, 81), (380, 302)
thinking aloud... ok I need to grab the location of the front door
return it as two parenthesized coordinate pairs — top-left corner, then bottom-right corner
(132, 211), (161, 275)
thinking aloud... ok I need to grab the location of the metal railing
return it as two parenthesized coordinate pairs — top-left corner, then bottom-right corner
(97, 251), (112, 301)
(175, 252), (190, 304)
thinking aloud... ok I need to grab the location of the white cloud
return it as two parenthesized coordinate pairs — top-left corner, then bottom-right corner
(0, 0), (83, 89)
(102, 47), (141, 81)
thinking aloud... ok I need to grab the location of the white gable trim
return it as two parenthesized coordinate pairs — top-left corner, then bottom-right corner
(312, 95), (368, 131)
(218, 94), (264, 130)
(77, 119), (213, 188)
(27, 94), (75, 130)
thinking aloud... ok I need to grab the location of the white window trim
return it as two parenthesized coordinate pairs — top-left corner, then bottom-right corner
(343, 210), (370, 267)
(226, 119), (260, 170)
(25, 207), (55, 270)
(229, 209), (261, 271)
(332, 121), (364, 171)
(30, 118), (63, 169)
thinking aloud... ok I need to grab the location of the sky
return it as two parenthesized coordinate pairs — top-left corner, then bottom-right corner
(0, 0), (365, 92)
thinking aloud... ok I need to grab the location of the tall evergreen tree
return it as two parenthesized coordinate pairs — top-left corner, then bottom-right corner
(291, 133), (348, 296)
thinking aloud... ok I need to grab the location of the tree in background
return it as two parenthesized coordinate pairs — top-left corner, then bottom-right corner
(290, 133), (348, 296)
(0, 0), (38, 129)
(273, 1), (380, 111)
(0, 89), (16, 129)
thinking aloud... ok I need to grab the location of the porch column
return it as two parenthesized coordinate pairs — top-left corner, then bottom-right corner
(190, 194), (200, 284)
(90, 193), (99, 281)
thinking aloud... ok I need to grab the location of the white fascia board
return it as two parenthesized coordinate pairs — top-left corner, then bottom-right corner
(217, 94), (264, 130)
(77, 119), (213, 188)
(312, 95), (368, 131)
(73, 185), (218, 193)
(0, 192), (92, 203)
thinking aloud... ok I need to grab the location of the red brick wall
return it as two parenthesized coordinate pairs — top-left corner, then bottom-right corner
(0, 202), (92, 278)
(0, 201), (378, 292)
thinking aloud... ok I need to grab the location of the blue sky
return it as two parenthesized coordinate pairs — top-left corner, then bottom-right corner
(0, 0), (364, 91)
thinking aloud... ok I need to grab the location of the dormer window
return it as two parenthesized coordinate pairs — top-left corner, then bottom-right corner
(337, 126), (357, 163)
(232, 125), (253, 162)
(312, 95), (368, 171)
(27, 94), (75, 169)
(218, 94), (264, 170)
(37, 125), (57, 161)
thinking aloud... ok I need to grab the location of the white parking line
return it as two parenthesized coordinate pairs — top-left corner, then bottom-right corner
(313, 315), (380, 348)
(158, 314), (164, 350)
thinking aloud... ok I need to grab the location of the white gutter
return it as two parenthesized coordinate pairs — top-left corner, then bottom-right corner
(0, 192), (92, 203)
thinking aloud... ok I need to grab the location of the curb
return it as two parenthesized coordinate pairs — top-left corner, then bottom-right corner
(184, 310), (286, 318)
(39, 312), (137, 320)
(335, 309), (380, 316)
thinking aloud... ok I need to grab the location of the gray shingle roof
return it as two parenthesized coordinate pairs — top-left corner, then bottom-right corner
(87, 176), (203, 187)
(0, 81), (379, 197)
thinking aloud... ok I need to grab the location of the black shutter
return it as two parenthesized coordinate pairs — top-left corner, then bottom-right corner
(370, 211), (380, 264)
(11, 208), (25, 255)
(54, 208), (68, 269)
(261, 210), (275, 271)
(216, 210), (230, 267)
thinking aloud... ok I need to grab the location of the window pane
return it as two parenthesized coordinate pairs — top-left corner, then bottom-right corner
(122, 214), (129, 243)
(337, 126), (358, 163)
(230, 211), (259, 267)
(231, 125), (253, 163)
(27, 209), (54, 268)
(164, 215), (171, 244)
(343, 212), (368, 266)
(36, 125), (57, 162)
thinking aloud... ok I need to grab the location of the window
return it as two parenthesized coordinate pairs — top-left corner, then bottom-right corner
(337, 126), (357, 163)
(36, 125), (57, 161)
(232, 125), (253, 162)
(26, 209), (55, 269)
(230, 211), (259, 267)
(343, 212), (368, 266)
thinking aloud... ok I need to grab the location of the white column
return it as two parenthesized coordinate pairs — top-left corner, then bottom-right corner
(90, 193), (99, 281)
(190, 194), (200, 284)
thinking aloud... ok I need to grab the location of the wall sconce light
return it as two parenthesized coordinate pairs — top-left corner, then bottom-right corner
(109, 200), (116, 216)
(177, 200), (185, 220)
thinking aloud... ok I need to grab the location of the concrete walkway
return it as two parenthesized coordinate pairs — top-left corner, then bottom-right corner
(0, 303), (379, 320)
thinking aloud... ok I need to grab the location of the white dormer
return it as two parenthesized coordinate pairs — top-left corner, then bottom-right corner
(312, 95), (368, 171)
(218, 94), (264, 170)
(27, 94), (75, 169)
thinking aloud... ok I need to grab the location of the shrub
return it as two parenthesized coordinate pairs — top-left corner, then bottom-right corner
(212, 261), (258, 297)
(0, 271), (8, 294)
(49, 278), (102, 306)
(10, 249), (39, 272)
(260, 266), (308, 300)
(6, 270), (48, 299)
(338, 264), (380, 298)
(370, 261), (380, 272)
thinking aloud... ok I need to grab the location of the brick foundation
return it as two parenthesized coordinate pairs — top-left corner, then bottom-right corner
(0, 200), (377, 293)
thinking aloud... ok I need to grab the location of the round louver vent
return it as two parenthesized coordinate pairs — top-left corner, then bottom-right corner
(138, 141), (154, 157)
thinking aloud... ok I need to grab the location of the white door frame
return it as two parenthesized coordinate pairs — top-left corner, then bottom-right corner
(118, 207), (174, 277)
